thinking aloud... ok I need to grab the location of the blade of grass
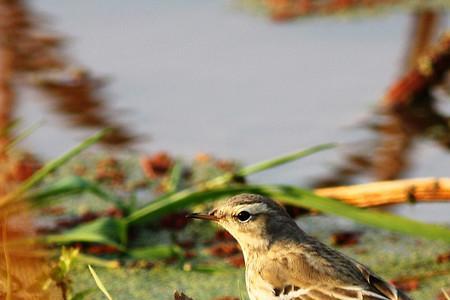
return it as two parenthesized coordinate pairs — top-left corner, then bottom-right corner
(47, 183), (450, 247)
(29, 176), (93, 205)
(0, 129), (109, 208)
(125, 143), (334, 224)
(236, 143), (335, 177)
(72, 289), (95, 300)
(260, 185), (450, 243)
(0, 119), (19, 137)
(129, 244), (183, 260)
(4, 121), (44, 152)
(167, 160), (183, 192)
(29, 176), (127, 210)
(88, 265), (113, 300)
(77, 253), (120, 269)
(127, 184), (450, 243)
(44, 217), (126, 250)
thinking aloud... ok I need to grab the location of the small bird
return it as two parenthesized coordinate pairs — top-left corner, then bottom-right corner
(188, 193), (412, 300)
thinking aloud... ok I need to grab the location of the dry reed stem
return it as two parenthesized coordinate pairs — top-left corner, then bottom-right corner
(404, 9), (440, 71)
(314, 177), (450, 207)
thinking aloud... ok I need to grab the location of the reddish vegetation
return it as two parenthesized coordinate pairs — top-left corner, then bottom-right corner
(194, 152), (212, 163)
(390, 278), (420, 292)
(174, 291), (193, 300)
(95, 157), (125, 184)
(227, 254), (245, 268)
(41, 206), (66, 216)
(86, 244), (120, 255)
(129, 260), (155, 270)
(214, 229), (236, 242)
(52, 209), (123, 232)
(174, 293), (240, 300)
(205, 230), (245, 267)
(159, 211), (191, 231)
(0, 153), (41, 184)
(215, 160), (236, 172)
(183, 250), (197, 259)
(105, 207), (124, 218)
(330, 231), (362, 247)
(209, 242), (241, 257)
(284, 205), (310, 218)
(8, 155), (41, 182)
(176, 239), (195, 249)
(436, 251), (450, 263)
(140, 152), (173, 179)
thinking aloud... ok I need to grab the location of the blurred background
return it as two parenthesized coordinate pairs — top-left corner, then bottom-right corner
(6, 0), (450, 220)
(1, 1), (450, 299)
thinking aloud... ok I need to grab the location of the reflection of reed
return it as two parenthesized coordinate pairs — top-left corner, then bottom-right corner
(403, 9), (441, 72)
(314, 28), (450, 186)
(0, 0), (137, 146)
(255, 0), (426, 22)
(0, 1), (16, 142)
(247, 1), (450, 185)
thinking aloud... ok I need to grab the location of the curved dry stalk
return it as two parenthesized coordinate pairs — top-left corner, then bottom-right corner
(314, 177), (450, 207)
(403, 9), (440, 72)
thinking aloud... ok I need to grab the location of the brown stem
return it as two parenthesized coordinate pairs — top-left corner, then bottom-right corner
(314, 177), (450, 207)
(0, 1), (16, 142)
(404, 9), (440, 71)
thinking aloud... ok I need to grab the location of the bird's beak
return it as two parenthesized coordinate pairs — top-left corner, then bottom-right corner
(186, 212), (218, 221)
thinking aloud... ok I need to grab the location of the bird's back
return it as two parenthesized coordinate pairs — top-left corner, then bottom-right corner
(245, 236), (412, 300)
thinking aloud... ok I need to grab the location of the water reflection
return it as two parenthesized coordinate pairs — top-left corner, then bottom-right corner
(311, 11), (450, 186)
(2, 0), (450, 187)
(0, 0), (137, 146)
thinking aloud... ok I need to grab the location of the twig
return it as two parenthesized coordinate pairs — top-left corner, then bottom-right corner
(403, 9), (440, 72)
(383, 32), (450, 108)
(314, 177), (450, 207)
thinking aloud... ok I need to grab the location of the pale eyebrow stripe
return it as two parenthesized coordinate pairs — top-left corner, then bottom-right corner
(233, 203), (269, 215)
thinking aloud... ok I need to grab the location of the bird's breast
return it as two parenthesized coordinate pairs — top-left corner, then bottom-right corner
(245, 260), (302, 300)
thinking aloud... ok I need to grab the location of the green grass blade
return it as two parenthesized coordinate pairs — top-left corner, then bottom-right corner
(30, 176), (126, 209)
(29, 176), (91, 206)
(129, 245), (183, 260)
(236, 143), (335, 177)
(4, 121), (44, 152)
(257, 185), (450, 243)
(0, 129), (109, 207)
(88, 265), (113, 300)
(127, 184), (450, 243)
(167, 160), (183, 192)
(72, 289), (96, 300)
(44, 218), (127, 250)
(20, 129), (109, 193)
(126, 144), (334, 224)
(77, 253), (120, 269)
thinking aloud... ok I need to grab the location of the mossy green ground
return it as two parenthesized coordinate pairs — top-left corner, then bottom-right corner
(71, 216), (450, 300)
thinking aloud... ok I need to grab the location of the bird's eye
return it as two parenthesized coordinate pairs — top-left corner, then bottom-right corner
(236, 211), (251, 222)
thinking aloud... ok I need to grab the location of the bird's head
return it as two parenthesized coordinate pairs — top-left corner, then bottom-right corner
(188, 193), (302, 255)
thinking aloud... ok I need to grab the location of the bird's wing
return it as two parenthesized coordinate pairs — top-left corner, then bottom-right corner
(353, 262), (412, 300)
(259, 242), (411, 300)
